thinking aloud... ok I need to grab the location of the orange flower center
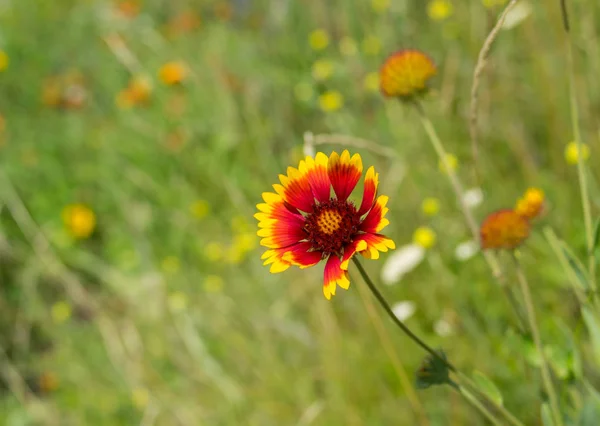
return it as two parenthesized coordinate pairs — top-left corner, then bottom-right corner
(305, 199), (362, 255)
(316, 209), (343, 235)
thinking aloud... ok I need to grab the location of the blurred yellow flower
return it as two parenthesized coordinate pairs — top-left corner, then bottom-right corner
(309, 29), (329, 51)
(190, 199), (210, 219)
(515, 187), (545, 220)
(62, 204), (96, 239)
(294, 82), (314, 102)
(413, 226), (437, 249)
(371, 0), (391, 12)
(204, 242), (225, 261)
(158, 61), (188, 85)
(51, 301), (72, 324)
(438, 153), (458, 173)
(161, 256), (180, 274)
(565, 141), (590, 165)
(319, 90), (344, 112)
(226, 245), (245, 264)
(428, 0), (454, 21)
(421, 197), (440, 216)
(339, 37), (358, 57)
(204, 275), (224, 293)
(168, 291), (188, 312)
(482, 0), (507, 7)
(312, 59), (334, 81)
(234, 232), (257, 253)
(380, 50), (437, 99)
(363, 72), (380, 93)
(131, 387), (149, 409)
(362, 35), (382, 56)
(0, 50), (8, 71)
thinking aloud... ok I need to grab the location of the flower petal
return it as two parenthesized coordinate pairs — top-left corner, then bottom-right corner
(323, 255), (350, 300)
(301, 153), (332, 203)
(358, 233), (396, 260)
(340, 238), (369, 270)
(273, 166), (315, 213)
(327, 150), (363, 202)
(282, 242), (323, 268)
(255, 194), (307, 249)
(360, 195), (390, 233)
(358, 166), (379, 216)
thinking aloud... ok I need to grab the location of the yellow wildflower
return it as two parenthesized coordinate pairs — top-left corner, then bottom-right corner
(339, 37), (358, 57)
(158, 61), (188, 85)
(51, 301), (72, 324)
(204, 275), (224, 293)
(363, 72), (380, 93)
(231, 216), (252, 233)
(0, 50), (8, 72)
(318, 90), (344, 112)
(62, 204), (96, 239)
(309, 29), (329, 51)
(515, 187), (545, 220)
(362, 35), (382, 56)
(413, 226), (437, 249)
(190, 199), (210, 219)
(371, 0), (391, 13)
(312, 59), (334, 81)
(427, 0), (454, 21)
(565, 141), (590, 165)
(421, 197), (440, 216)
(438, 153), (458, 173)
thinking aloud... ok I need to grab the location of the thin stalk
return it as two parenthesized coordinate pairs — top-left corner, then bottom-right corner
(511, 254), (563, 426)
(353, 258), (524, 426)
(565, 32), (597, 294)
(352, 257), (455, 372)
(449, 380), (503, 426)
(412, 100), (527, 332)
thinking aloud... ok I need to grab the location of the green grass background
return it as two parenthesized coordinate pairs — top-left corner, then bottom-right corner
(1, 0), (600, 424)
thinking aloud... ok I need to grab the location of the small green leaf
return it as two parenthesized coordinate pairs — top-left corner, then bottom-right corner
(472, 370), (503, 406)
(582, 307), (600, 367)
(541, 403), (555, 426)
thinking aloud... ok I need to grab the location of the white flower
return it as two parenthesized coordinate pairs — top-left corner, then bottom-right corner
(381, 243), (425, 285)
(392, 301), (416, 322)
(463, 188), (483, 208)
(454, 240), (479, 262)
(434, 319), (454, 337)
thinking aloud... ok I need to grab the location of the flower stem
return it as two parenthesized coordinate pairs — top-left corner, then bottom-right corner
(412, 100), (527, 332)
(449, 380), (503, 426)
(353, 257), (524, 426)
(564, 25), (597, 295)
(352, 257), (455, 372)
(511, 253), (563, 426)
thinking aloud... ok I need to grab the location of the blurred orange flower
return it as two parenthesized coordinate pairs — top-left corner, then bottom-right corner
(41, 71), (88, 110)
(380, 50), (437, 99)
(159, 61), (188, 86)
(166, 9), (201, 38)
(480, 209), (530, 250)
(116, 75), (152, 109)
(515, 188), (545, 220)
(115, 0), (140, 19)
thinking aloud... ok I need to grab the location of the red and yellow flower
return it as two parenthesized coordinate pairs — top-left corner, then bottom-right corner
(480, 209), (530, 250)
(255, 150), (395, 299)
(380, 49), (437, 99)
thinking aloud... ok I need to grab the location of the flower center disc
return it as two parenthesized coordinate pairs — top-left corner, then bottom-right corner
(305, 199), (361, 255)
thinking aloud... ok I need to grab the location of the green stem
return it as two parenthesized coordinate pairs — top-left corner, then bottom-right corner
(512, 254), (563, 426)
(562, 5), (597, 294)
(353, 257), (525, 426)
(412, 100), (528, 332)
(352, 257), (455, 372)
(450, 380), (503, 426)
